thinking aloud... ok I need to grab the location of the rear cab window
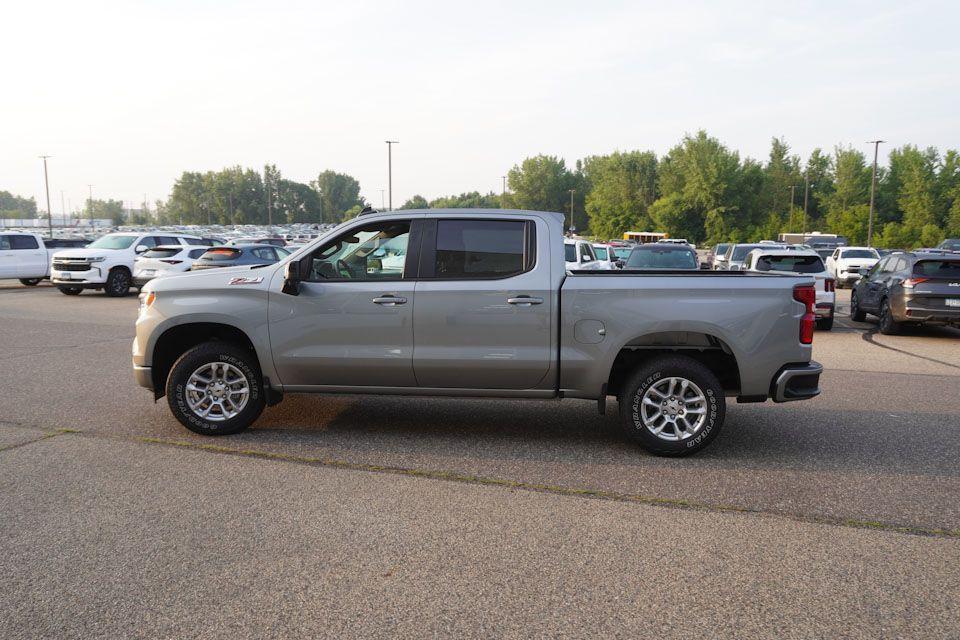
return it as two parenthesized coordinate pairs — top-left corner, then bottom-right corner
(9, 235), (39, 250)
(755, 255), (825, 273)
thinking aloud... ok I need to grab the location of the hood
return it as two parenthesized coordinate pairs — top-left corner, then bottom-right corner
(143, 263), (277, 293)
(52, 247), (119, 260)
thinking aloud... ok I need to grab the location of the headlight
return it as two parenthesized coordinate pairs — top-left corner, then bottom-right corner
(89, 256), (106, 263)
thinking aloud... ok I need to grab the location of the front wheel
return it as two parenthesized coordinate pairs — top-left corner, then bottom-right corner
(166, 342), (265, 435)
(104, 268), (131, 297)
(58, 286), (82, 295)
(19, 278), (41, 286)
(619, 355), (725, 456)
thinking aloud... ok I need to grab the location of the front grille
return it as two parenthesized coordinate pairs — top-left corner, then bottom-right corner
(53, 261), (91, 272)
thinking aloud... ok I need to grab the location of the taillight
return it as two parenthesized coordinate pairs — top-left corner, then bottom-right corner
(793, 284), (816, 344)
(160, 259), (183, 264)
(902, 277), (929, 289)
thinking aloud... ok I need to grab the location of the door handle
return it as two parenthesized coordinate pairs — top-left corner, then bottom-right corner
(372, 296), (407, 305)
(507, 296), (544, 306)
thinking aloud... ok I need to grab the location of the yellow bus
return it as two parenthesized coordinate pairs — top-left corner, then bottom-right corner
(623, 231), (668, 244)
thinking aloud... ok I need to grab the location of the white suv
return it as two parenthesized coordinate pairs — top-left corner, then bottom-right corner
(825, 247), (880, 288)
(51, 232), (205, 296)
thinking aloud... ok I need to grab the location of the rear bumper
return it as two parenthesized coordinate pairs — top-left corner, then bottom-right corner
(771, 361), (822, 402)
(893, 295), (960, 324)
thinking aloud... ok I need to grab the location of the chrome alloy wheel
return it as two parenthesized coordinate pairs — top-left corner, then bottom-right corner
(185, 362), (250, 421)
(639, 376), (708, 441)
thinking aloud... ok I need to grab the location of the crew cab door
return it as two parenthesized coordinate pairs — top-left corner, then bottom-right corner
(0, 235), (16, 278)
(268, 218), (417, 387)
(412, 217), (552, 389)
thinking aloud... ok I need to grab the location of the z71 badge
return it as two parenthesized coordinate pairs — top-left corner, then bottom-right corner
(228, 277), (263, 285)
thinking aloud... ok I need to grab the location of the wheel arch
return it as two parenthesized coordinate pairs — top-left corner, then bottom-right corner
(606, 331), (742, 399)
(151, 322), (259, 399)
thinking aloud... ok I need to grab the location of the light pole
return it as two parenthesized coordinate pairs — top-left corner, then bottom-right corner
(866, 140), (885, 248)
(568, 189), (576, 233)
(61, 191), (66, 218)
(385, 140), (399, 210)
(501, 176), (507, 205)
(803, 174), (811, 243)
(87, 185), (94, 222)
(39, 155), (53, 238)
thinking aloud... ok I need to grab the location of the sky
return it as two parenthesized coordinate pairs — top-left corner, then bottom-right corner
(2, 0), (959, 214)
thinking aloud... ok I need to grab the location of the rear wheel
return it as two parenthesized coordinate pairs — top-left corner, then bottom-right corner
(104, 268), (131, 297)
(619, 356), (725, 456)
(166, 342), (265, 435)
(850, 291), (866, 322)
(816, 316), (834, 331)
(879, 298), (901, 335)
(58, 286), (82, 295)
(19, 278), (41, 286)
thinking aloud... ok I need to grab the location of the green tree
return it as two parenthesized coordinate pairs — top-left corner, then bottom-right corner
(823, 146), (871, 243)
(650, 131), (742, 244)
(887, 145), (941, 246)
(429, 191), (501, 209)
(400, 195), (429, 209)
(581, 150), (658, 240)
(313, 170), (364, 223)
(0, 191), (38, 218)
(506, 155), (585, 230)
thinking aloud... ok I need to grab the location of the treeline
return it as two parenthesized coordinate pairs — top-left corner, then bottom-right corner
(152, 165), (366, 226)
(401, 132), (960, 248)
(8, 130), (960, 247)
(1, 191), (37, 219)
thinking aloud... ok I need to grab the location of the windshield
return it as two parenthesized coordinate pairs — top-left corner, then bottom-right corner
(913, 260), (960, 278)
(564, 244), (576, 262)
(612, 247), (632, 259)
(594, 247), (609, 260)
(88, 235), (138, 250)
(756, 255), (825, 273)
(840, 249), (878, 259)
(627, 247), (697, 269)
(714, 244), (730, 256)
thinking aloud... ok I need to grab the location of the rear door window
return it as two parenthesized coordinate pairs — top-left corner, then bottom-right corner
(9, 235), (39, 250)
(432, 219), (531, 279)
(0, 236), (12, 250)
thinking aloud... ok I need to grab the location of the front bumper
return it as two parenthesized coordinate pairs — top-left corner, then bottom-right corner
(771, 361), (823, 402)
(836, 272), (863, 284)
(51, 266), (105, 286)
(133, 364), (153, 391)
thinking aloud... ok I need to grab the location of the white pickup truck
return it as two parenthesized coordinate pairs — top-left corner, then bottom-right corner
(0, 232), (87, 285)
(51, 231), (207, 296)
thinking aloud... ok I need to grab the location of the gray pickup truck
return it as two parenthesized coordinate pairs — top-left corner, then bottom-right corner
(133, 209), (822, 456)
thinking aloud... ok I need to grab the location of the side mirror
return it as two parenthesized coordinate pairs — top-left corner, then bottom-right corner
(135, 245), (148, 254)
(282, 260), (301, 296)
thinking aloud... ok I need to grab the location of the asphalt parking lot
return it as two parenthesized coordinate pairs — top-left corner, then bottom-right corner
(2, 281), (959, 638)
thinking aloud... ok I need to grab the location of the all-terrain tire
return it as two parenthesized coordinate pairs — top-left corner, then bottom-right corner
(166, 341), (265, 436)
(618, 355), (726, 457)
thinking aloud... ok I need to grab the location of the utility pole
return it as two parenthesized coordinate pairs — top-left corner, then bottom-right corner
(87, 185), (94, 222)
(39, 155), (53, 238)
(61, 191), (66, 219)
(265, 169), (273, 226)
(568, 189), (576, 233)
(385, 140), (399, 210)
(316, 188), (322, 223)
(501, 176), (507, 204)
(866, 140), (885, 247)
(803, 174), (810, 243)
